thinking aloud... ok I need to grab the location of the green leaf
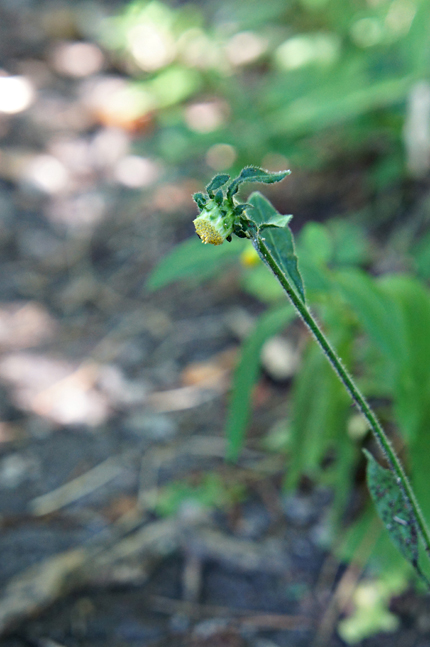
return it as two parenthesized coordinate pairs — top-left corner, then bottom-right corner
(242, 264), (284, 302)
(286, 307), (352, 490)
(257, 228), (306, 303)
(245, 191), (279, 227)
(380, 275), (430, 396)
(226, 304), (296, 461)
(206, 173), (230, 196)
(328, 218), (369, 267)
(227, 166), (290, 199)
(295, 222), (334, 294)
(261, 214), (293, 229)
(410, 229), (430, 279)
(146, 236), (242, 290)
(363, 449), (422, 579)
(269, 73), (415, 137)
(246, 192), (305, 304)
(379, 275), (430, 477)
(335, 268), (406, 363)
(297, 222), (333, 266)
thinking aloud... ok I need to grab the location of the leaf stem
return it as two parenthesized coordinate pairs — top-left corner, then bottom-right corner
(255, 234), (430, 555)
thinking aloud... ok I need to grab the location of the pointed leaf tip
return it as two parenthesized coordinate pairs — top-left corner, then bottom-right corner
(227, 167), (290, 199)
(206, 174), (230, 196)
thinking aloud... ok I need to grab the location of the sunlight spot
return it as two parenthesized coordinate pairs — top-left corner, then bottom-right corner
(152, 181), (198, 213)
(91, 127), (130, 168)
(178, 29), (222, 70)
(114, 155), (160, 188)
(404, 82), (430, 177)
(385, 0), (416, 35)
(128, 23), (176, 72)
(48, 136), (93, 176)
(46, 192), (107, 231)
(261, 153), (290, 172)
(0, 75), (35, 114)
(206, 144), (237, 170)
(225, 31), (267, 66)
(0, 354), (109, 426)
(0, 302), (57, 350)
(275, 33), (340, 69)
(185, 100), (227, 133)
(84, 76), (155, 130)
(338, 579), (401, 643)
(51, 41), (105, 78)
(23, 154), (70, 194)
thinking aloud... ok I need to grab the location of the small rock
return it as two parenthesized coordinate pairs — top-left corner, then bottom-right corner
(124, 411), (177, 442)
(282, 493), (316, 527)
(98, 364), (148, 406)
(225, 307), (255, 339)
(58, 273), (99, 311)
(261, 335), (300, 381)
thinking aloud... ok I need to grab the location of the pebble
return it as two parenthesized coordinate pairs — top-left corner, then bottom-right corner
(261, 335), (300, 381)
(282, 493), (316, 527)
(123, 411), (178, 442)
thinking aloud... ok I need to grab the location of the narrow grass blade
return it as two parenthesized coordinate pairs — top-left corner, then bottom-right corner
(226, 304), (295, 461)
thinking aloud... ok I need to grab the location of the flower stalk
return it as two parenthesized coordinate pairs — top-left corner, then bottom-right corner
(192, 167), (430, 580)
(255, 233), (430, 558)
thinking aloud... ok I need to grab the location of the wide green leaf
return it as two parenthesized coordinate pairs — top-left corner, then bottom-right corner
(363, 449), (424, 582)
(226, 304), (295, 461)
(295, 222), (334, 294)
(379, 275), (430, 525)
(375, 275), (430, 443)
(246, 192), (306, 304)
(146, 236), (242, 290)
(336, 268), (406, 363)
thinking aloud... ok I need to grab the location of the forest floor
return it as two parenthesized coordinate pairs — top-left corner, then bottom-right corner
(0, 2), (429, 646)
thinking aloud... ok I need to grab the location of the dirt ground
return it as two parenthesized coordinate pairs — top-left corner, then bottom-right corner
(0, 1), (429, 646)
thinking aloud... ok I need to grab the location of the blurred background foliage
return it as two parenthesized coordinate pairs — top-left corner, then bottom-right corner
(98, 0), (430, 191)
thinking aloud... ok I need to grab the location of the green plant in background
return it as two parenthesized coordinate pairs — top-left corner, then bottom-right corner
(155, 471), (245, 517)
(149, 168), (430, 595)
(116, 0), (430, 634)
(100, 0), (430, 202)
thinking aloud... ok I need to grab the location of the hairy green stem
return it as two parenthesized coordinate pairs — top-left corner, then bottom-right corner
(255, 234), (430, 555)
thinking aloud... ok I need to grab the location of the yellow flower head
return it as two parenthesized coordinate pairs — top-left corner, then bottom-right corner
(193, 198), (235, 246)
(194, 218), (225, 245)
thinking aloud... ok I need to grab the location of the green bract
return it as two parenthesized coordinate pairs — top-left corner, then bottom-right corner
(192, 167), (291, 246)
